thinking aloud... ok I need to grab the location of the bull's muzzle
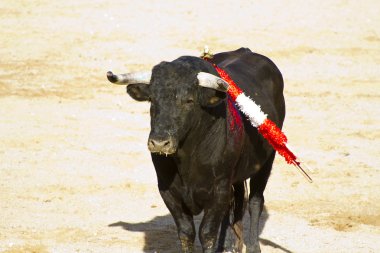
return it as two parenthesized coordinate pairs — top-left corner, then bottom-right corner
(147, 136), (177, 155)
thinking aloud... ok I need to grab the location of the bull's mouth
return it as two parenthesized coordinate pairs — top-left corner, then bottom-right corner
(148, 149), (177, 156)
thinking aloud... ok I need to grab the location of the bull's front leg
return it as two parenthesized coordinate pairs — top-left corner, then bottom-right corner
(160, 190), (195, 253)
(152, 154), (195, 252)
(199, 180), (231, 253)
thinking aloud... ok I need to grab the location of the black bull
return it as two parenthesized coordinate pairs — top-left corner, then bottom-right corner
(107, 48), (285, 253)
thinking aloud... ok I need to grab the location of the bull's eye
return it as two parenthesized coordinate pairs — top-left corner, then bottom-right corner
(208, 96), (221, 105)
(185, 98), (194, 104)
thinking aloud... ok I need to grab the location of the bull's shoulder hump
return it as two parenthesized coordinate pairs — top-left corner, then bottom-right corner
(213, 48), (280, 71)
(212, 47), (252, 66)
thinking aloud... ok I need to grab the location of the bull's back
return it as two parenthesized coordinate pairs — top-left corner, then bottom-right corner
(213, 47), (285, 127)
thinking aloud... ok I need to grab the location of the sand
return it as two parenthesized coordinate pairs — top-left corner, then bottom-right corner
(1, 0), (379, 252)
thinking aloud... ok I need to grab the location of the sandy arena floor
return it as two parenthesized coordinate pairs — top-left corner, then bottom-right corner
(0, 1), (379, 252)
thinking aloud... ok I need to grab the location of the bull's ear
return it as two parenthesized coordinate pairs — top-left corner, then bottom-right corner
(127, 83), (150, 101)
(199, 88), (226, 107)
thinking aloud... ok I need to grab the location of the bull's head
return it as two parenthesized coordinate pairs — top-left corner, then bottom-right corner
(107, 58), (229, 155)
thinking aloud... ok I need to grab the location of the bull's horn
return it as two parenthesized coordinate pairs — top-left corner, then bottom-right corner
(107, 71), (151, 85)
(197, 72), (229, 92)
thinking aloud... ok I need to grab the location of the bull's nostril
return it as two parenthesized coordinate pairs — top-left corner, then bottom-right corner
(148, 138), (175, 154)
(149, 139), (170, 147)
(148, 139), (169, 147)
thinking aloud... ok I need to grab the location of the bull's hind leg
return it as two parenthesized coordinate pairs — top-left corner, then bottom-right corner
(217, 181), (248, 253)
(247, 152), (275, 253)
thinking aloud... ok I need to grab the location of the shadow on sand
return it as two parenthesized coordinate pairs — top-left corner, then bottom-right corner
(109, 206), (293, 253)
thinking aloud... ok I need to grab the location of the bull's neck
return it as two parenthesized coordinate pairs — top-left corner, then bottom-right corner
(176, 102), (228, 159)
